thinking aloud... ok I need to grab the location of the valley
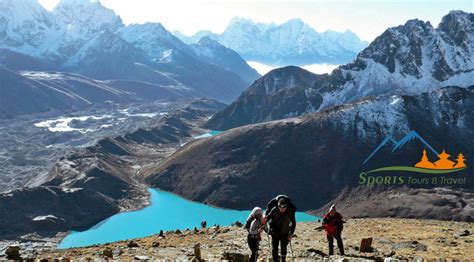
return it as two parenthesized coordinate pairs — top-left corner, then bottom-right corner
(0, 1), (472, 260)
(0, 99), (203, 191)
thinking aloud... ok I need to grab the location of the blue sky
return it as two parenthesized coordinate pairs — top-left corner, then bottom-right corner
(38, 0), (472, 41)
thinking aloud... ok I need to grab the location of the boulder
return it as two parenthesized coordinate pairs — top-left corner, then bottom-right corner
(360, 237), (374, 252)
(454, 230), (470, 237)
(232, 221), (243, 228)
(194, 243), (201, 260)
(134, 255), (150, 261)
(392, 241), (427, 251)
(127, 240), (139, 248)
(5, 245), (21, 260)
(221, 252), (249, 262)
(102, 247), (113, 258)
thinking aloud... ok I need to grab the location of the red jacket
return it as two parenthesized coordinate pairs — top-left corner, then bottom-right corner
(322, 212), (343, 236)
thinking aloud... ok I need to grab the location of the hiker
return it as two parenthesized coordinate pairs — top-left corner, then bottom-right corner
(201, 220), (207, 229)
(266, 197), (296, 262)
(322, 204), (345, 256)
(265, 195), (297, 218)
(245, 207), (267, 261)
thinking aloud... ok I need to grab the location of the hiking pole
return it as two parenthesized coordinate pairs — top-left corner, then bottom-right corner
(265, 233), (271, 261)
(289, 240), (295, 262)
(255, 238), (260, 262)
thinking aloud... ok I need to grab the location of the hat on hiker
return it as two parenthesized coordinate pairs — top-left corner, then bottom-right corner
(329, 204), (336, 213)
(278, 198), (288, 208)
(252, 207), (263, 217)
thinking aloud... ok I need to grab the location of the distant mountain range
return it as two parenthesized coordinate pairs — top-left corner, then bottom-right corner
(206, 11), (474, 130)
(0, 0), (260, 116)
(175, 17), (369, 66)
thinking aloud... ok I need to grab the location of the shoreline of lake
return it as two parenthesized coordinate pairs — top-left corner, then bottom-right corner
(58, 188), (319, 249)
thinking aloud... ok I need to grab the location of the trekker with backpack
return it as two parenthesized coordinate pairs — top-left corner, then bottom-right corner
(266, 197), (296, 262)
(322, 204), (345, 256)
(245, 207), (267, 262)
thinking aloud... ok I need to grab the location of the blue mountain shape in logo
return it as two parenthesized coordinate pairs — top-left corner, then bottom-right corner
(363, 130), (439, 165)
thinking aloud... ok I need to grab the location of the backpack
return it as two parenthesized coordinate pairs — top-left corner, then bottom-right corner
(265, 195), (297, 216)
(245, 207), (263, 231)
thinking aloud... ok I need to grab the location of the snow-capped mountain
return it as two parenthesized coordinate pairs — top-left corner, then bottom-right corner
(0, 0), (259, 106)
(190, 37), (260, 83)
(52, 0), (124, 59)
(118, 23), (192, 61)
(59, 29), (163, 82)
(321, 10), (474, 108)
(207, 11), (474, 130)
(205, 66), (324, 130)
(176, 17), (369, 66)
(0, 0), (55, 56)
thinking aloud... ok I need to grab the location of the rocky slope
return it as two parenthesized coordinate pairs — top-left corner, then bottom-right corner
(146, 86), (474, 221)
(0, 100), (190, 191)
(206, 11), (474, 130)
(205, 66), (326, 130)
(314, 187), (474, 222)
(0, 67), (190, 117)
(33, 219), (474, 260)
(190, 37), (260, 83)
(0, 99), (225, 241)
(176, 17), (368, 66)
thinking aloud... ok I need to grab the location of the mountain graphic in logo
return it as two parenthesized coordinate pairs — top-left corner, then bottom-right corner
(363, 130), (467, 174)
(363, 130), (438, 164)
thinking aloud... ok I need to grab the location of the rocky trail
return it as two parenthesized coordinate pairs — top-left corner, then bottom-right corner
(19, 218), (473, 261)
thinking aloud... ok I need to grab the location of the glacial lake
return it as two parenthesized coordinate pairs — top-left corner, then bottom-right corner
(58, 188), (319, 248)
(193, 130), (222, 139)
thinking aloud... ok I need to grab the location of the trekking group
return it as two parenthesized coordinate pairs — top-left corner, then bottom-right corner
(244, 195), (344, 261)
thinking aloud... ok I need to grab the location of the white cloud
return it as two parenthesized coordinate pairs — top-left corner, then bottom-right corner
(247, 61), (338, 75)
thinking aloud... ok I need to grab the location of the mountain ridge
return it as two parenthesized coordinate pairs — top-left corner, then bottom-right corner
(146, 85), (474, 219)
(206, 10), (474, 130)
(0, 0), (259, 107)
(175, 17), (369, 66)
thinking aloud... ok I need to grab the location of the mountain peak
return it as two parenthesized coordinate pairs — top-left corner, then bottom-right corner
(56, 0), (100, 6)
(127, 22), (168, 34)
(284, 18), (304, 24)
(249, 65), (319, 96)
(439, 10), (473, 28)
(197, 36), (219, 46)
(280, 18), (311, 32)
(438, 10), (473, 45)
(264, 65), (309, 77)
(228, 17), (254, 26)
(0, 0), (48, 15)
(402, 18), (433, 32)
(53, 0), (123, 35)
(341, 29), (358, 37)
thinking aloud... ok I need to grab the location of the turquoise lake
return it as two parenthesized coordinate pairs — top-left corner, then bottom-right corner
(58, 188), (319, 248)
(193, 130), (222, 139)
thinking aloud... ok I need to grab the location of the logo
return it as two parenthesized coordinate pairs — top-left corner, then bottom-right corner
(359, 130), (468, 186)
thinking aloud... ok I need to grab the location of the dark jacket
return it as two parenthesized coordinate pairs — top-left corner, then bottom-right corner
(322, 212), (343, 236)
(267, 206), (296, 236)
